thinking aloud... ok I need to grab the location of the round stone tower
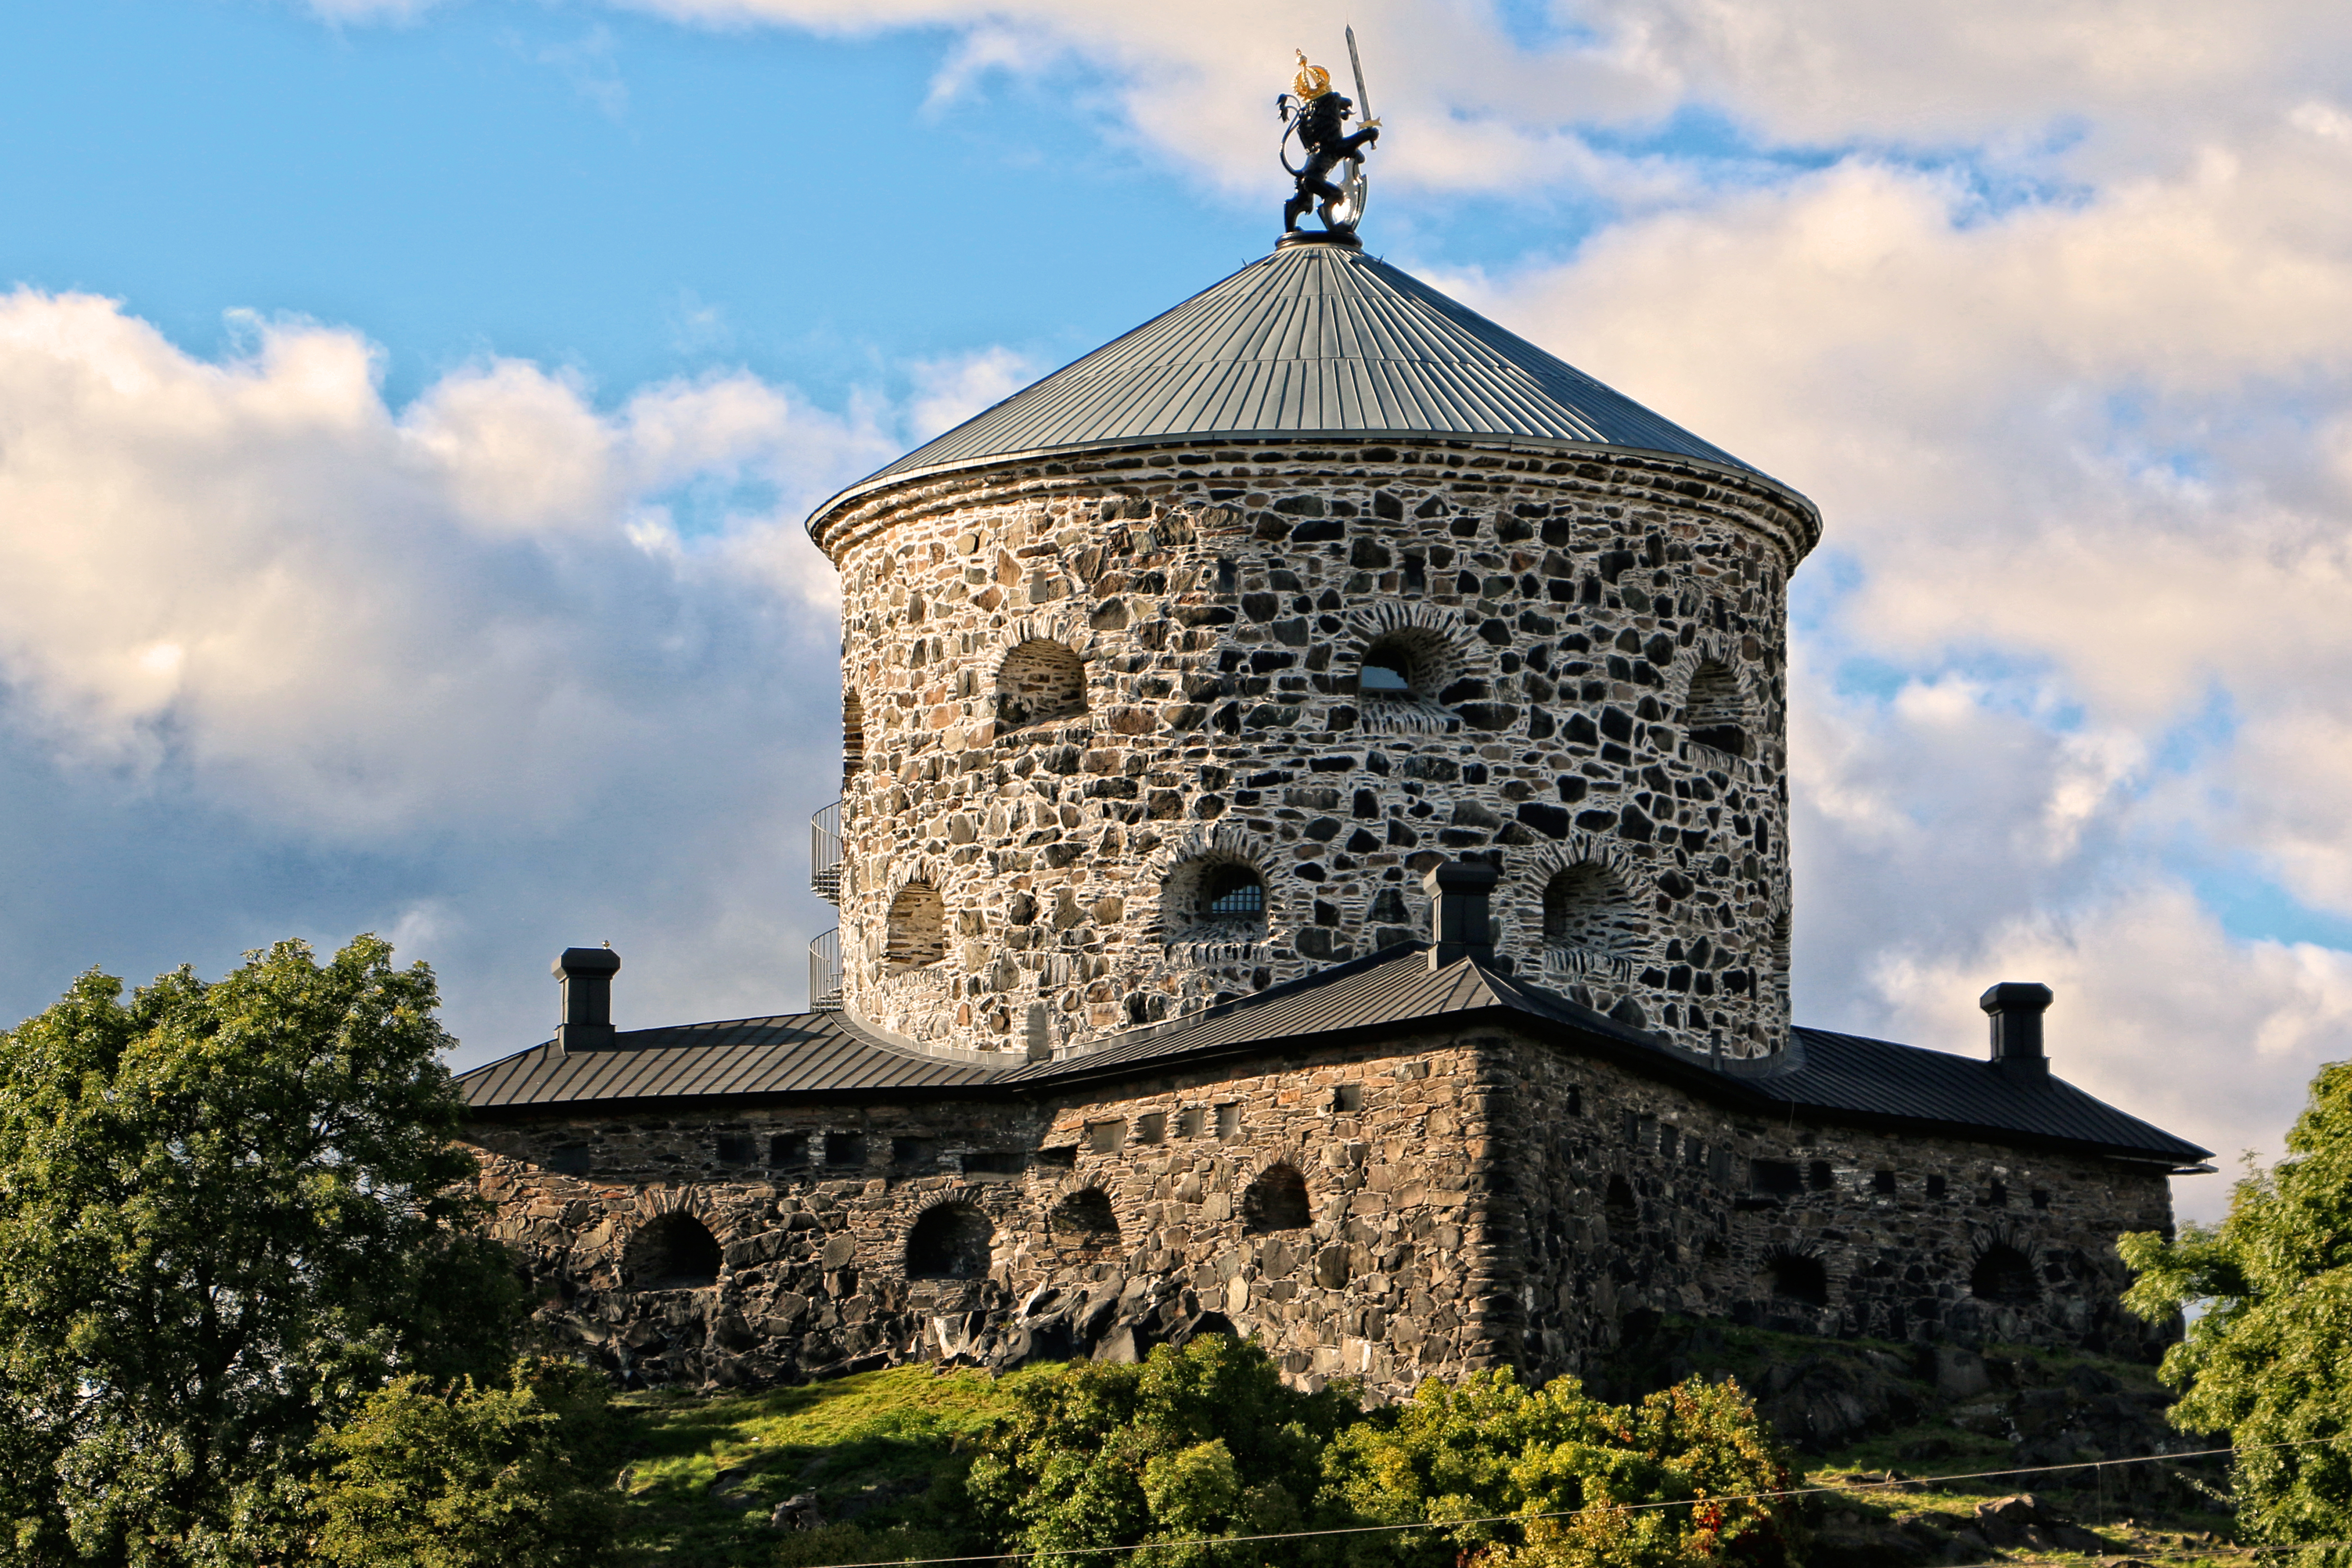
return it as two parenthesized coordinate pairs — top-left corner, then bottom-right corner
(805, 231), (1820, 1063)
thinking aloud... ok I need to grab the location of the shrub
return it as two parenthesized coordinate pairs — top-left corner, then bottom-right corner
(964, 1335), (1358, 1568)
(1317, 1369), (1803, 1568)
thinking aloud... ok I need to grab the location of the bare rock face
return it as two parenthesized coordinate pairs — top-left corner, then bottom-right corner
(1972, 1495), (2112, 1554)
(813, 440), (1813, 1063)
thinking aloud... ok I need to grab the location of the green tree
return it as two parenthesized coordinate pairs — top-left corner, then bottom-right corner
(964, 1334), (1359, 1568)
(2123, 1059), (2352, 1561)
(1317, 1370), (1802, 1568)
(0, 937), (523, 1567)
(310, 1357), (621, 1568)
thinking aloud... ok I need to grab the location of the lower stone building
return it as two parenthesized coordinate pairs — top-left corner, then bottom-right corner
(455, 871), (2207, 1397)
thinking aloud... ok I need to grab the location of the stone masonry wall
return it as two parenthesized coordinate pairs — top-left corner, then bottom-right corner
(1481, 1039), (2179, 1384)
(815, 438), (1819, 1063)
(462, 1023), (2174, 1396)
(464, 1031), (1508, 1397)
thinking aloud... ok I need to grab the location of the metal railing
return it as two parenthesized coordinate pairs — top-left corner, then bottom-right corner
(808, 927), (842, 1013)
(810, 800), (842, 902)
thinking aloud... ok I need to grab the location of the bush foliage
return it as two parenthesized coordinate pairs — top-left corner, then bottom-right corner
(964, 1333), (1356, 1568)
(963, 1335), (1802, 1568)
(2124, 1059), (2352, 1562)
(1319, 1369), (1803, 1568)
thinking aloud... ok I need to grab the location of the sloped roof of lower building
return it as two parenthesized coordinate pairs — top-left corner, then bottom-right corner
(454, 944), (2208, 1167)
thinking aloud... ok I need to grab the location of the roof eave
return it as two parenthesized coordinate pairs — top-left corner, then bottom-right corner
(804, 431), (1823, 555)
(1006, 998), (2211, 1166)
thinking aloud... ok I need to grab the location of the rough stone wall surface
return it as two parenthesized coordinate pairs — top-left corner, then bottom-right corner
(1482, 1041), (2179, 1382)
(465, 1032), (1509, 1396)
(815, 439), (1817, 1062)
(463, 1025), (2173, 1394)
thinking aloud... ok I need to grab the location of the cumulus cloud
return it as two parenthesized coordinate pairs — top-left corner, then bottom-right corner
(536, 0), (2352, 212)
(1860, 885), (2352, 1225)
(0, 289), (968, 1058)
(1398, 104), (2352, 1211)
(0, 290), (894, 832)
(1773, 654), (2352, 1225)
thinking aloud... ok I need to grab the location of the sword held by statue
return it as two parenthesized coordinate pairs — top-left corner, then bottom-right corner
(1346, 25), (1380, 129)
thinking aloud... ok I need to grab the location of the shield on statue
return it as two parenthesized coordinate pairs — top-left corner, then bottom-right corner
(1330, 157), (1369, 230)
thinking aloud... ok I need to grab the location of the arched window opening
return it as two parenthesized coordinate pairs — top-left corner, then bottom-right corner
(1049, 1189), (1123, 1262)
(1684, 662), (1749, 757)
(997, 640), (1088, 730)
(1971, 1244), (2041, 1306)
(1542, 864), (1641, 957)
(1359, 640), (1413, 697)
(886, 881), (946, 968)
(1769, 1253), (1829, 1307)
(1163, 858), (1270, 941)
(1353, 630), (1447, 702)
(842, 690), (865, 787)
(906, 1203), (994, 1280)
(624, 1213), (722, 1291)
(1242, 1165), (1311, 1233)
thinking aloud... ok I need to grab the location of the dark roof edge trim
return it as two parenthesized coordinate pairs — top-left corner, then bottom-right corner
(1003, 1002), (2209, 1165)
(459, 1079), (1027, 1120)
(805, 431), (1823, 549)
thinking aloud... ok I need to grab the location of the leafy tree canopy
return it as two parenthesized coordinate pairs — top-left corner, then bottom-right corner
(2124, 1059), (2352, 1559)
(310, 1357), (621, 1568)
(1318, 1369), (1803, 1568)
(0, 937), (523, 1567)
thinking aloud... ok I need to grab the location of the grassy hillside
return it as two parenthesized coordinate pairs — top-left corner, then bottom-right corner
(610, 1331), (2242, 1567)
(614, 1364), (1049, 1567)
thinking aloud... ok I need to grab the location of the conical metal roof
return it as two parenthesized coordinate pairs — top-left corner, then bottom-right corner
(811, 237), (1777, 531)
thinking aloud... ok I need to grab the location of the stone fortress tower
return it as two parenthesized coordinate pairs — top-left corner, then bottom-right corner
(457, 189), (2207, 1397)
(809, 230), (1820, 1064)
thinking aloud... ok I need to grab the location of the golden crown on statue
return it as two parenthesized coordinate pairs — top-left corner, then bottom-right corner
(1292, 50), (1332, 101)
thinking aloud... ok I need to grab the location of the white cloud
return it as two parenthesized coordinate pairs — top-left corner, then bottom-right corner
(485, 0), (2352, 214)
(904, 346), (1038, 444)
(0, 291), (1017, 1059)
(1861, 887), (2352, 1226)
(0, 289), (907, 836)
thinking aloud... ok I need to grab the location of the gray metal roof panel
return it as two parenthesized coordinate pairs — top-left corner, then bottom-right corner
(1001, 949), (2207, 1162)
(457, 950), (2205, 1163)
(456, 1012), (1007, 1109)
(809, 244), (1784, 531)
(1750, 1028), (2209, 1162)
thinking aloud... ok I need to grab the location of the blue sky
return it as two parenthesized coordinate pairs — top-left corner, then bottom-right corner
(5, 0), (2352, 1221)
(1, 2), (1256, 404)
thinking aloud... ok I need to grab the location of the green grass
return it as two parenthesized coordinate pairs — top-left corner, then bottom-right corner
(613, 1363), (1048, 1567)
(609, 1333), (2239, 1566)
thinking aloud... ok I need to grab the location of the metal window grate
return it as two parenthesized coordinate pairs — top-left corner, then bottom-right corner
(1204, 867), (1264, 917)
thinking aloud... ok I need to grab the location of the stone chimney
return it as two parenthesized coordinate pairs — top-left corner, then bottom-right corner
(553, 946), (621, 1054)
(1423, 860), (1499, 969)
(1979, 982), (2052, 1082)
